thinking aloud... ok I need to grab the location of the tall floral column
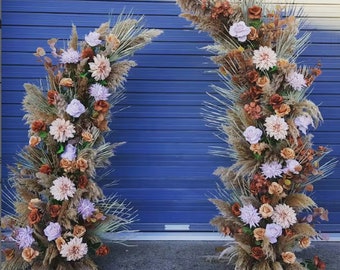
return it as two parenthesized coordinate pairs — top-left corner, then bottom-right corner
(1, 14), (162, 270)
(176, 0), (335, 269)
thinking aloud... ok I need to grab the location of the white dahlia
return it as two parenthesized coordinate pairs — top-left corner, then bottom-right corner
(60, 237), (88, 261)
(49, 118), (76, 142)
(89, 54), (111, 81)
(272, 204), (297, 229)
(253, 46), (277, 71)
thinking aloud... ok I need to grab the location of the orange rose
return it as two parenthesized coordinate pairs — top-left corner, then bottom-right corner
(81, 131), (93, 143)
(55, 237), (66, 251)
(268, 182), (284, 196)
(60, 158), (75, 172)
(96, 245), (110, 256)
(248, 5), (262, 20)
(251, 246), (265, 260)
(231, 202), (241, 216)
(275, 104), (291, 117)
(281, 251), (296, 264)
(73, 225), (86, 238)
(76, 158), (88, 172)
(259, 203), (274, 218)
(3, 248), (15, 261)
(256, 76), (269, 88)
(28, 208), (42, 225)
(299, 237), (311, 249)
(47, 90), (58, 105)
(246, 70), (259, 83)
(31, 120), (46, 132)
(29, 136), (41, 147)
(49, 204), (62, 218)
(22, 247), (39, 263)
(280, 147), (295, 160)
(94, 100), (110, 113)
(59, 78), (73, 87)
(253, 228), (265, 241)
(39, 164), (52, 174)
(247, 26), (258, 41)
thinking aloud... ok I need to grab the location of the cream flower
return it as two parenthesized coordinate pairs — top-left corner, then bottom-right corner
(89, 54), (111, 81)
(264, 115), (288, 140)
(253, 46), (277, 71)
(50, 176), (76, 201)
(85, 31), (102, 47)
(286, 71), (306, 91)
(253, 228), (266, 241)
(272, 204), (297, 229)
(259, 203), (274, 218)
(281, 251), (296, 264)
(60, 237), (88, 261)
(49, 118), (76, 142)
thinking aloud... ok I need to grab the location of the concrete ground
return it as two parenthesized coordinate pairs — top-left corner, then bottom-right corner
(94, 240), (340, 270)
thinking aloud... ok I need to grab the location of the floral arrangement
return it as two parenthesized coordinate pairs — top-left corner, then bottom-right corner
(1, 14), (162, 270)
(176, 0), (336, 269)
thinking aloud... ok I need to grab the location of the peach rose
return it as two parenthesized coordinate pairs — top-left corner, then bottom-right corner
(59, 78), (73, 87)
(76, 158), (88, 172)
(305, 184), (314, 192)
(282, 251), (296, 264)
(248, 5), (262, 19)
(96, 245), (110, 256)
(259, 203), (274, 218)
(275, 104), (291, 117)
(280, 147), (296, 160)
(268, 182), (284, 195)
(28, 208), (42, 225)
(256, 76), (269, 88)
(253, 228), (266, 241)
(60, 158), (75, 172)
(22, 247), (39, 263)
(250, 142), (268, 155)
(55, 237), (66, 251)
(247, 26), (258, 41)
(81, 131), (94, 142)
(299, 237), (311, 248)
(73, 225), (86, 238)
(29, 136), (41, 147)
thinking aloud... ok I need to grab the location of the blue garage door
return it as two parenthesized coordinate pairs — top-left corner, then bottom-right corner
(2, 0), (340, 232)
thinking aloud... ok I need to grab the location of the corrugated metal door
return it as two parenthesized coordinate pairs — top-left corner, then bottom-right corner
(2, 0), (340, 232)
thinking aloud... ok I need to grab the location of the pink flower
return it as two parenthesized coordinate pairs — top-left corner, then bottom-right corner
(50, 176), (76, 201)
(49, 118), (76, 142)
(264, 115), (288, 140)
(85, 31), (102, 47)
(60, 237), (88, 261)
(229, 21), (251, 42)
(253, 46), (277, 71)
(243, 126), (262, 144)
(89, 54), (111, 81)
(272, 204), (297, 228)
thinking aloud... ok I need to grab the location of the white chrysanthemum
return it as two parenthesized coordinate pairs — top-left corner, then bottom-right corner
(239, 204), (261, 228)
(50, 176), (76, 201)
(60, 48), (80, 64)
(264, 115), (288, 140)
(89, 54), (111, 81)
(295, 114), (314, 135)
(261, 161), (283, 179)
(85, 31), (102, 47)
(253, 46), (277, 71)
(89, 83), (111, 101)
(272, 204), (297, 229)
(49, 118), (76, 142)
(60, 237), (88, 261)
(286, 71), (306, 91)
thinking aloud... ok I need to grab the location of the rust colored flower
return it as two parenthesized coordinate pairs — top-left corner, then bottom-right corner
(247, 26), (258, 41)
(59, 78), (74, 87)
(211, 1), (233, 19)
(76, 157), (88, 172)
(29, 135), (41, 147)
(47, 90), (58, 105)
(93, 112), (109, 131)
(49, 204), (62, 218)
(246, 70), (259, 83)
(248, 5), (262, 19)
(55, 237), (66, 251)
(28, 208), (42, 225)
(275, 103), (291, 117)
(284, 228), (294, 238)
(244, 102), (262, 119)
(256, 76), (269, 88)
(253, 228), (265, 241)
(81, 131), (94, 143)
(251, 246), (265, 260)
(96, 245), (110, 256)
(31, 120), (46, 132)
(22, 247), (39, 263)
(39, 164), (52, 174)
(305, 184), (314, 192)
(250, 173), (269, 195)
(73, 225), (86, 238)
(81, 47), (94, 60)
(3, 248), (15, 261)
(269, 93), (283, 109)
(60, 158), (76, 172)
(280, 147), (296, 160)
(94, 100), (110, 113)
(314, 255), (326, 270)
(260, 194), (271, 204)
(231, 202), (241, 216)
(281, 251), (296, 264)
(78, 175), (89, 189)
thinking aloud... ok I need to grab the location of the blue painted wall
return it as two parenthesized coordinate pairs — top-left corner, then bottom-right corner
(2, 0), (340, 232)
